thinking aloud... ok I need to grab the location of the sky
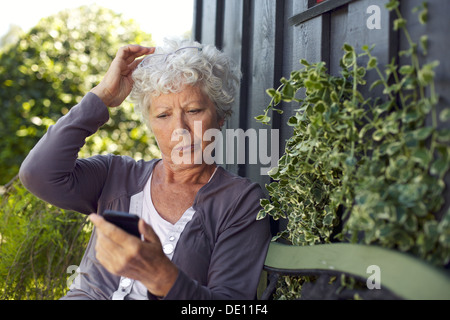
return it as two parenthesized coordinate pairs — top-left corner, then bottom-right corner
(0, 0), (194, 45)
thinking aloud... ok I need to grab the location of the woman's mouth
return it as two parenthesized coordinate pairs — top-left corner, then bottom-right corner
(174, 144), (200, 152)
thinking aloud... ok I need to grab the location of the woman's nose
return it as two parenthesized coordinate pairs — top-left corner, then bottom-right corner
(170, 114), (191, 142)
(172, 113), (190, 132)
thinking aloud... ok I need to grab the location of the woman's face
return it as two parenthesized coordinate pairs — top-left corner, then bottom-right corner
(148, 85), (224, 167)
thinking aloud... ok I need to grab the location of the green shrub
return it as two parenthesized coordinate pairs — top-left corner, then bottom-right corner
(0, 5), (160, 185)
(0, 176), (91, 300)
(0, 5), (162, 300)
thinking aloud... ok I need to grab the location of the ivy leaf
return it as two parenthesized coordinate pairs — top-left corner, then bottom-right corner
(430, 158), (449, 178)
(435, 129), (450, 143)
(300, 59), (310, 67)
(330, 91), (339, 103)
(266, 88), (277, 98)
(343, 43), (354, 53)
(396, 230), (415, 251)
(314, 102), (326, 114)
(439, 109), (450, 122)
(257, 210), (267, 220)
(386, 142), (403, 156)
(412, 127), (434, 141)
(370, 79), (384, 91)
(342, 52), (355, 68)
(323, 213), (335, 226)
(266, 88), (283, 105)
(418, 61), (439, 86)
(282, 83), (295, 101)
(399, 65), (415, 75)
(344, 156), (357, 168)
(394, 18), (407, 30)
(287, 116), (298, 126)
(403, 109), (421, 123)
(424, 221), (439, 240)
(404, 215), (418, 232)
(386, 0), (400, 11)
(372, 130), (385, 142)
(255, 114), (271, 124)
(411, 148), (432, 167)
(418, 5), (429, 25)
(367, 57), (378, 70)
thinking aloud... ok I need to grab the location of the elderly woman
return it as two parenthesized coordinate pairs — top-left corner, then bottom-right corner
(19, 39), (271, 300)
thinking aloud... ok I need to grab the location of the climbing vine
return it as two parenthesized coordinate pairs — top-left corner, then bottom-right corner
(257, 0), (450, 299)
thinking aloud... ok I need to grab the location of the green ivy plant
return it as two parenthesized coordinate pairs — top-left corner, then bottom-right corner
(257, 0), (449, 298)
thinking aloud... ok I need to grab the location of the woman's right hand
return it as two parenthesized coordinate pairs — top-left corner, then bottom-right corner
(90, 45), (155, 108)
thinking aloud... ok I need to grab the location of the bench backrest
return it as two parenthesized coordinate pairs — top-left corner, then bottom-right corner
(261, 242), (450, 300)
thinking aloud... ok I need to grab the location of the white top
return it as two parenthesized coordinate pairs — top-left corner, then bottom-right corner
(127, 173), (196, 299)
(112, 167), (217, 300)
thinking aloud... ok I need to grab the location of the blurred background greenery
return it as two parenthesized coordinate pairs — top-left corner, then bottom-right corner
(0, 5), (160, 185)
(0, 4), (189, 299)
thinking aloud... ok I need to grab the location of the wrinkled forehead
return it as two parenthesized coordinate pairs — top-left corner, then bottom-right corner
(147, 84), (214, 110)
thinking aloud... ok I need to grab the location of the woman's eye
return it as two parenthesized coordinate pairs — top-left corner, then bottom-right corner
(156, 112), (169, 119)
(188, 109), (201, 114)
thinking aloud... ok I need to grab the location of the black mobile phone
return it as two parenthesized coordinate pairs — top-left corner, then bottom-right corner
(103, 210), (141, 238)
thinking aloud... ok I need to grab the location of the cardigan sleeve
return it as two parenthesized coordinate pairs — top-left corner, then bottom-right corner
(163, 182), (271, 300)
(19, 92), (111, 215)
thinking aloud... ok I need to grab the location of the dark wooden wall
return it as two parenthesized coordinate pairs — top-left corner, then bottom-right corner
(193, 0), (450, 215)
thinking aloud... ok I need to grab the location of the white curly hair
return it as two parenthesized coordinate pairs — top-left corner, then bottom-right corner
(130, 38), (241, 128)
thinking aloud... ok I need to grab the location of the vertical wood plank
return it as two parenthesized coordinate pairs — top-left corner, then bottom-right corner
(329, 5), (348, 76)
(215, 0), (225, 49)
(278, 0), (308, 151)
(221, 0), (249, 176)
(272, 0), (286, 133)
(347, 0), (393, 96)
(200, 0), (219, 46)
(193, 0), (203, 42)
(244, 0), (279, 186)
(279, 0), (326, 148)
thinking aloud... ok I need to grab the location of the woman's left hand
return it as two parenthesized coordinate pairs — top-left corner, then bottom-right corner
(89, 214), (179, 297)
(90, 45), (155, 107)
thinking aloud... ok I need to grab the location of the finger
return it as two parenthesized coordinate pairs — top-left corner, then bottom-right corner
(95, 233), (128, 276)
(125, 48), (155, 65)
(139, 219), (161, 244)
(116, 44), (151, 58)
(117, 45), (155, 64)
(129, 57), (146, 71)
(95, 232), (118, 262)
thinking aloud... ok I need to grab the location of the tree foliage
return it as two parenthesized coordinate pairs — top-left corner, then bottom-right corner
(0, 5), (161, 299)
(0, 5), (160, 185)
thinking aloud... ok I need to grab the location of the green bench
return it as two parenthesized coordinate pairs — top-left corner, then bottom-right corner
(258, 242), (450, 300)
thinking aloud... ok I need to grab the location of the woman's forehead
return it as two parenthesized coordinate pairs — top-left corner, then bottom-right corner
(150, 86), (213, 108)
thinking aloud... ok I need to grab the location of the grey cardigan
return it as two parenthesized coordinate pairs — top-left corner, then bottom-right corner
(19, 92), (271, 300)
